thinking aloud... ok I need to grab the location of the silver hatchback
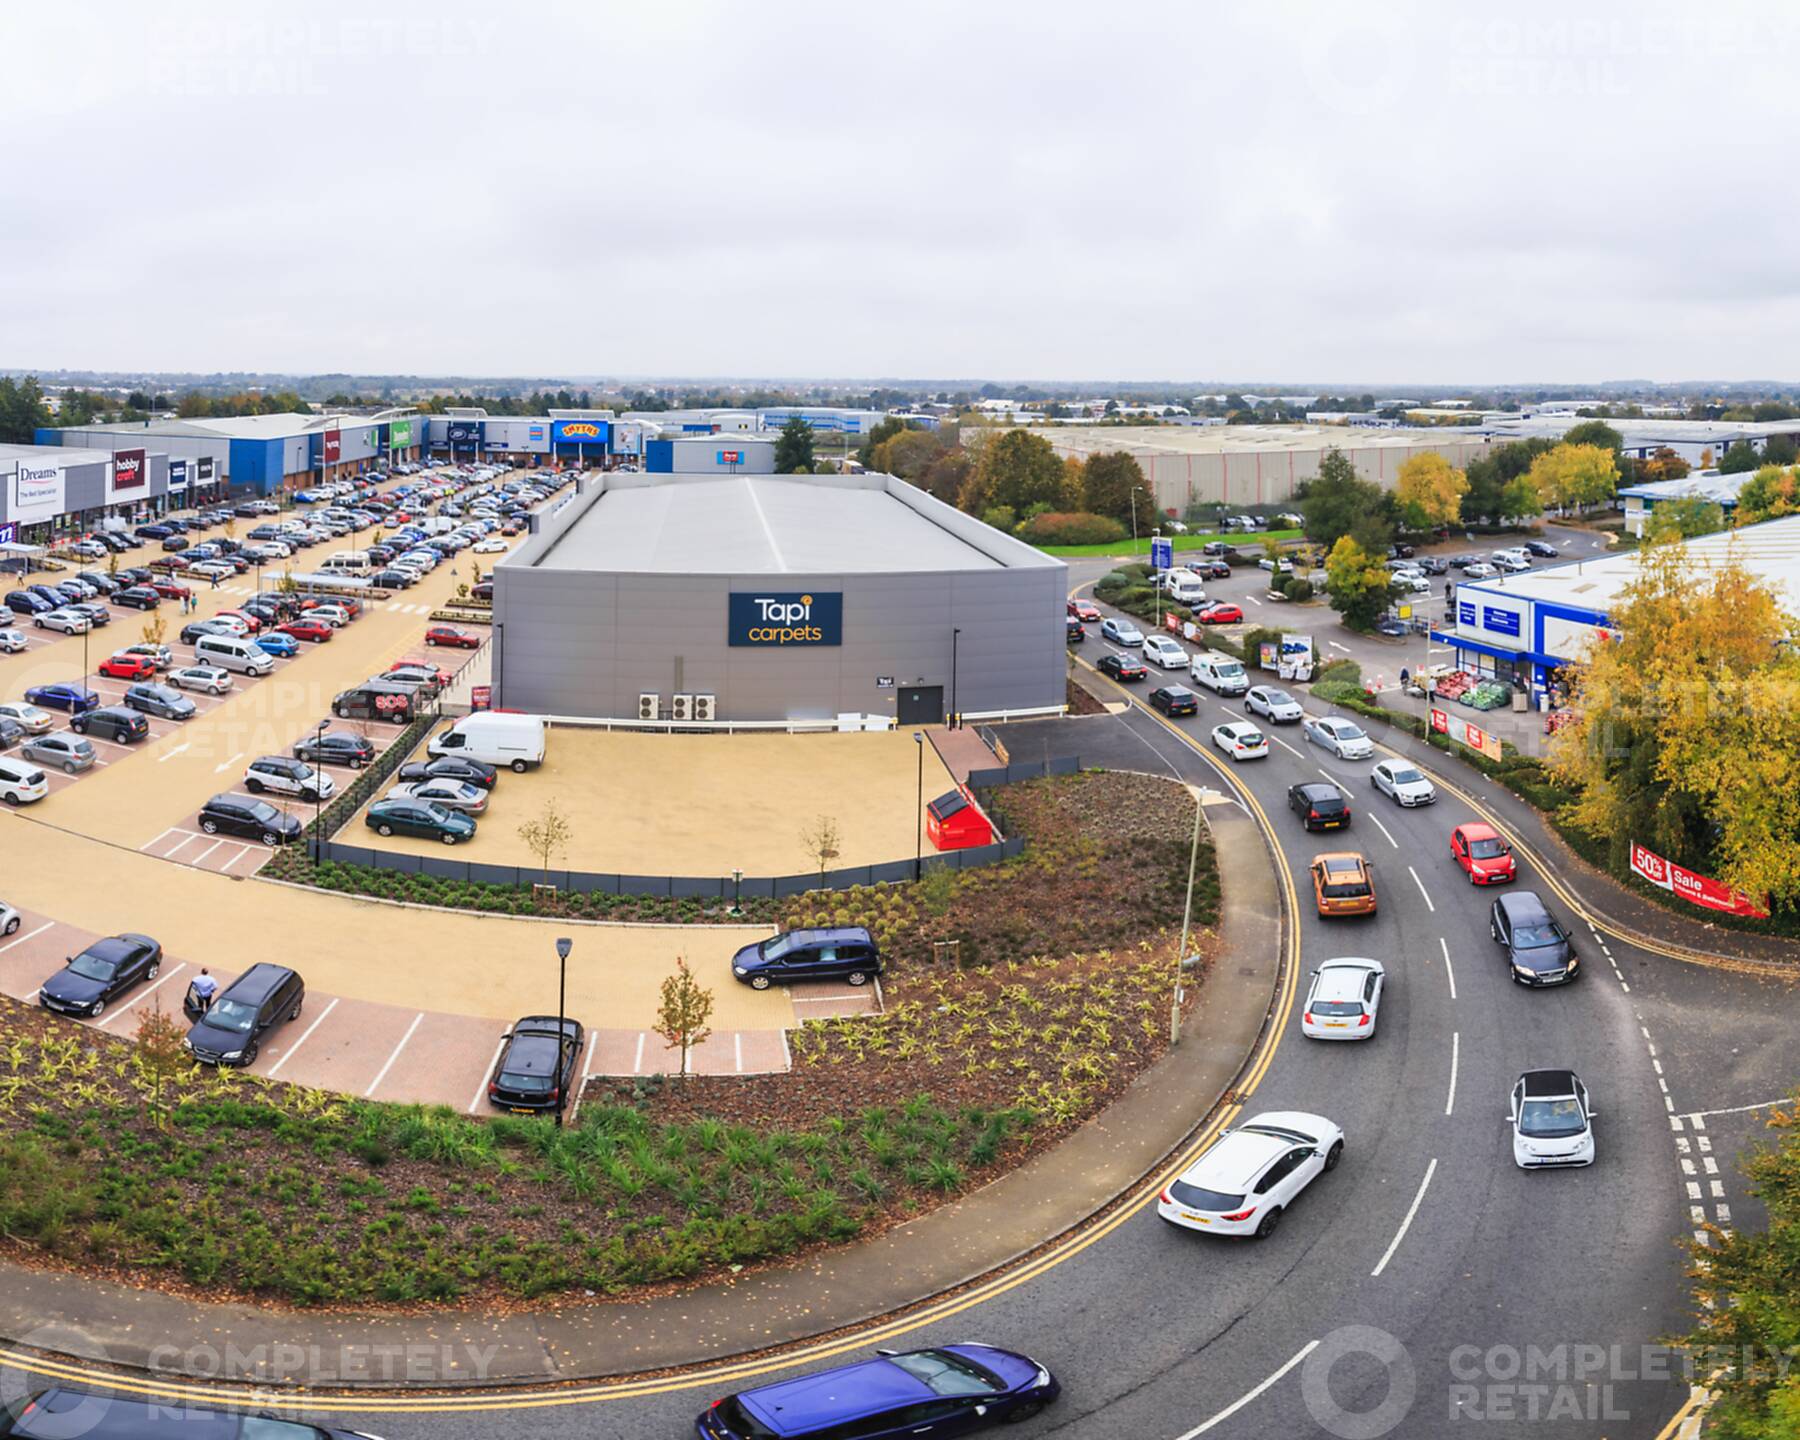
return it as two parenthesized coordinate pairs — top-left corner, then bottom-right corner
(22, 732), (96, 774)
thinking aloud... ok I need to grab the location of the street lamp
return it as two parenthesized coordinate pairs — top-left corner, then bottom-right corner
(310, 719), (329, 864)
(913, 731), (925, 881)
(730, 867), (744, 915)
(554, 936), (573, 1128)
(950, 627), (961, 730)
(1171, 783), (1207, 1046)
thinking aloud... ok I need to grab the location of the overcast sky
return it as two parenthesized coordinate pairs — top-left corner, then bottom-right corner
(5, 1), (1800, 385)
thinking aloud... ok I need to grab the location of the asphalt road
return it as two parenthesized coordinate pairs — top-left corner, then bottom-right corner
(2, 525), (1752, 1440)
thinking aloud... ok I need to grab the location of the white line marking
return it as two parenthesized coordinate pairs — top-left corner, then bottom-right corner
(468, 1035), (509, 1112)
(1683, 1098), (1789, 1123)
(1686, 1181), (1702, 1201)
(189, 838), (224, 867)
(216, 845), (256, 872)
(1710, 1180), (1725, 1199)
(1327, 640), (1352, 653)
(1438, 936), (1457, 1000)
(98, 962), (188, 1027)
(632, 1031), (646, 1074)
(1371, 1157), (1437, 1278)
(213, 752), (243, 774)
(1175, 1340), (1320, 1439)
(1245, 593), (1262, 606)
(363, 1012), (425, 1097)
(156, 743), (191, 763)
(266, 995), (339, 1077)
(1407, 865), (1435, 912)
(580, 1027), (600, 1079)
(1271, 734), (1304, 759)
(1703, 1156), (1719, 1175)
(1446, 1033), (1459, 1116)
(734, 1032), (744, 1073)
(1368, 813), (1398, 849)
(0, 920), (54, 954)
(1318, 767), (1339, 785)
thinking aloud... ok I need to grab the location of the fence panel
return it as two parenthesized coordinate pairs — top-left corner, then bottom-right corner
(670, 875), (725, 900)
(417, 854), (466, 881)
(619, 874), (673, 898)
(868, 859), (916, 885)
(467, 862), (519, 888)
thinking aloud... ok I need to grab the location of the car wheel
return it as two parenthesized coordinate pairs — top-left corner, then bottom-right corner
(2, 793), (16, 807)
(376, 822), (394, 837)
(289, 999), (302, 1021)
(335, 704), (351, 718)
(2, 916), (17, 935)
(442, 833), (458, 845)
(1254, 1206), (1283, 1239)
(90, 999), (105, 1019)
(64, 762), (80, 775)
(511, 759), (528, 773)
(1324, 1140), (1343, 1171)
(202, 818), (220, 834)
(245, 779), (263, 793)
(846, 971), (869, 986)
(261, 831), (282, 847)
(242, 1042), (259, 1066)
(749, 974), (772, 991)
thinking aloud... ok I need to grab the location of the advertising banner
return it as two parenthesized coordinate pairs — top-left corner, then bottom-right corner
(0, 521), (16, 546)
(527, 423), (547, 448)
(112, 447), (147, 495)
(728, 591), (843, 647)
(11, 457), (66, 521)
(1482, 605), (1521, 639)
(1630, 841), (1768, 918)
(715, 449), (744, 466)
(167, 458), (188, 492)
(447, 422), (482, 446)
(470, 684), (492, 712)
(1429, 707), (1449, 734)
(389, 419), (413, 450)
(323, 429), (342, 465)
(196, 456), (216, 485)
(551, 420), (608, 445)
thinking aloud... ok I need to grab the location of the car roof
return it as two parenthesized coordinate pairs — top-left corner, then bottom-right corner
(739, 1355), (931, 1429)
(783, 927), (872, 944)
(1497, 890), (1550, 921)
(1293, 782), (1340, 800)
(1185, 1127), (1292, 1189)
(219, 962), (294, 1004)
(1317, 852), (1367, 876)
(1458, 821), (1500, 840)
(1521, 1068), (1579, 1097)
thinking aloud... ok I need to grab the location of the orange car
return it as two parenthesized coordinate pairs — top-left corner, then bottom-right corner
(1311, 852), (1377, 917)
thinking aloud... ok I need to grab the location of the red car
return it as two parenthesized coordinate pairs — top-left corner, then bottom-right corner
(1450, 822), (1516, 885)
(97, 653), (157, 681)
(149, 577), (192, 599)
(1194, 601), (1245, 624)
(215, 609), (261, 633)
(278, 619), (334, 643)
(424, 626), (481, 649)
(1067, 599), (1101, 622)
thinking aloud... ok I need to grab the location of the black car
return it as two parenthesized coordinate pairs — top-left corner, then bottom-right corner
(1414, 555), (1450, 575)
(731, 926), (882, 990)
(1490, 890), (1577, 985)
(198, 793), (304, 846)
(161, 535), (190, 552)
(370, 567), (416, 589)
(112, 585), (162, 610)
(1523, 539), (1560, 558)
(123, 683), (197, 721)
(1097, 652), (1148, 682)
(75, 572), (120, 593)
(397, 755), (499, 790)
(486, 1015), (585, 1113)
(0, 1387), (390, 1440)
(1289, 781), (1351, 831)
(181, 619), (239, 645)
(184, 962), (304, 1067)
(134, 525), (173, 541)
(0, 717), (23, 751)
(37, 933), (163, 1019)
(1066, 615), (1085, 643)
(1388, 542), (1415, 559)
(1447, 553), (1481, 569)
(1149, 684), (1199, 717)
(70, 706), (150, 744)
(292, 729), (376, 769)
(116, 566), (154, 585)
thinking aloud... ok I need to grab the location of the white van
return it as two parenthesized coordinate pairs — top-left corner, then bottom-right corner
(0, 754), (49, 805)
(322, 550), (372, 574)
(1160, 568), (1207, 605)
(427, 712), (546, 773)
(194, 633), (275, 676)
(1190, 650), (1250, 696)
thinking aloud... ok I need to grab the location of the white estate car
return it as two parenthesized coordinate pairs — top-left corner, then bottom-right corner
(1142, 635), (1188, 670)
(1245, 685), (1303, 724)
(1371, 759), (1437, 806)
(1211, 721), (1269, 761)
(1509, 1069), (1596, 1169)
(1157, 1111), (1345, 1238)
(1302, 958), (1385, 1040)
(0, 629), (28, 654)
(1305, 715), (1374, 760)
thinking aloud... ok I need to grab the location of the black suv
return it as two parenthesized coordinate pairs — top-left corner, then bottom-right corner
(37, 933), (162, 1019)
(111, 585), (161, 610)
(1288, 782), (1351, 831)
(198, 793), (303, 846)
(730, 927), (883, 990)
(486, 1016), (584, 1113)
(70, 706), (149, 744)
(183, 962), (305, 1067)
(1490, 890), (1577, 985)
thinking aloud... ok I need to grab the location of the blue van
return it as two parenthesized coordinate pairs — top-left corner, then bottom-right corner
(697, 1344), (1059, 1439)
(730, 926), (882, 991)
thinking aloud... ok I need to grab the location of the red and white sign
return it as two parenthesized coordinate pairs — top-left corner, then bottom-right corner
(1429, 707), (1449, 734)
(1630, 841), (1769, 919)
(112, 447), (146, 491)
(323, 429), (342, 465)
(470, 685), (492, 712)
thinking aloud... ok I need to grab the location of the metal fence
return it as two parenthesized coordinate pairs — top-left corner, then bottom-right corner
(966, 754), (1083, 788)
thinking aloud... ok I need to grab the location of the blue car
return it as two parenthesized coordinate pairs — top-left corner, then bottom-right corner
(697, 1345), (1059, 1439)
(24, 683), (101, 714)
(4, 590), (53, 615)
(254, 632), (300, 658)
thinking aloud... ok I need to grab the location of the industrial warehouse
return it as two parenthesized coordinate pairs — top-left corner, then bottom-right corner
(491, 471), (1068, 724)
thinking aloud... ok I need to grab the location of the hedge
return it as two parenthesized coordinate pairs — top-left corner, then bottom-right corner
(303, 712), (438, 843)
(1016, 511), (1129, 545)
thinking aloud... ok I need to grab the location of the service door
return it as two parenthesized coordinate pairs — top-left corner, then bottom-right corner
(897, 685), (943, 725)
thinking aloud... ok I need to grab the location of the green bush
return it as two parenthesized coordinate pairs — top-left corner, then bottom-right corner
(1310, 680), (1366, 706)
(1286, 578), (1315, 601)
(1096, 569), (1129, 594)
(1316, 657), (1362, 688)
(1241, 626), (1283, 669)
(1018, 512), (1129, 546)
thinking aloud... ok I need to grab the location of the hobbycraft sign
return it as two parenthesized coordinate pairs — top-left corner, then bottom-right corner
(111, 447), (147, 494)
(1629, 841), (1768, 919)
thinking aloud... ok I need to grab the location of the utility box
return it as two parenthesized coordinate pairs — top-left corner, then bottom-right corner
(926, 785), (994, 851)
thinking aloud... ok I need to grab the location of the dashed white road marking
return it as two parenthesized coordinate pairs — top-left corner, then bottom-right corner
(1368, 813), (1398, 849)
(1371, 1157), (1437, 1278)
(1439, 936), (1457, 1000)
(1446, 1032), (1459, 1116)
(1407, 865), (1435, 912)
(1271, 734), (1304, 759)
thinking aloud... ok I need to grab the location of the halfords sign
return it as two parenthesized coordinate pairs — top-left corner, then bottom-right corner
(728, 591), (843, 647)
(550, 420), (608, 444)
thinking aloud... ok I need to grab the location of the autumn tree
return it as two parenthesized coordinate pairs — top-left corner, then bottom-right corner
(1638, 446), (1691, 484)
(1079, 450), (1147, 526)
(1393, 452), (1469, 530)
(133, 1004), (194, 1132)
(870, 428), (946, 481)
(964, 429), (1067, 516)
(654, 957), (715, 1079)
(1525, 443), (1618, 513)
(1642, 496), (1726, 541)
(1297, 450), (1395, 550)
(1735, 465), (1799, 525)
(1323, 535), (1396, 630)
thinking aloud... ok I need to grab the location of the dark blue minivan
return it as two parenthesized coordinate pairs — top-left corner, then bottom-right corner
(730, 926), (882, 991)
(697, 1344), (1059, 1439)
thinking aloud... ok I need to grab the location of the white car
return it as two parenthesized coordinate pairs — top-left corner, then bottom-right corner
(188, 561), (236, 582)
(36, 608), (92, 635)
(1211, 721), (1268, 761)
(1371, 759), (1437, 806)
(1100, 617), (1144, 646)
(207, 615), (251, 637)
(472, 538), (507, 554)
(243, 755), (334, 801)
(0, 701), (54, 735)
(1510, 1069), (1596, 1169)
(1156, 1111), (1345, 1238)
(1305, 715), (1374, 759)
(0, 760), (47, 806)
(1244, 685), (1303, 723)
(0, 899), (18, 934)
(387, 778), (489, 815)
(1302, 958), (1385, 1040)
(1276, 512), (1306, 528)
(1142, 635), (1188, 670)
(1393, 572), (1431, 595)
(1258, 556), (1295, 575)
(0, 629), (28, 654)
(168, 665), (233, 695)
(66, 540), (109, 560)
(1463, 562), (1499, 579)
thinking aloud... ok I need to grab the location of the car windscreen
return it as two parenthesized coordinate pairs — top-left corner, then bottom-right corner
(1168, 1179), (1245, 1211)
(1335, 724), (1367, 739)
(67, 952), (119, 981)
(1216, 662), (1244, 676)
(1265, 690), (1294, 706)
(716, 1397), (780, 1438)
(207, 998), (259, 1033)
(1310, 999), (1364, 1017)
(1519, 1098), (1585, 1137)
(761, 933), (805, 959)
(1390, 768), (1425, 785)
(1512, 921), (1561, 947)
(247, 802), (281, 824)
(889, 1349), (1003, 1397)
(1469, 837), (1506, 859)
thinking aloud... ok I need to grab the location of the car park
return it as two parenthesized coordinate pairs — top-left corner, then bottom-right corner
(1289, 781), (1350, 831)
(730, 926), (882, 990)
(21, 733), (96, 773)
(1142, 634), (1188, 670)
(3, 591), (52, 616)
(1509, 1069), (1596, 1168)
(198, 793), (302, 845)
(24, 683), (99, 714)
(364, 796), (476, 843)
(1450, 822), (1515, 884)
(37, 933), (162, 1019)
(1302, 958), (1385, 1039)
(388, 777), (488, 814)
(0, 701), (53, 734)
(1310, 852), (1377, 917)
(1490, 890), (1577, 985)
(1371, 759), (1436, 806)
(244, 755), (334, 800)
(96, 652), (157, 681)
(1099, 617), (1144, 646)
(1210, 720), (1268, 760)
(397, 756), (498, 790)
(1245, 685), (1303, 723)
(168, 665), (233, 695)
(122, 683), (197, 721)
(1304, 715), (1374, 759)
(1097, 652), (1147, 682)
(292, 730), (376, 769)
(0, 756), (48, 805)
(1156, 1111), (1344, 1238)
(184, 962), (305, 1067)
(1148, 684), (1199, 717)
(486, 1016), (584, 1113)
(424, 625), (481, 648)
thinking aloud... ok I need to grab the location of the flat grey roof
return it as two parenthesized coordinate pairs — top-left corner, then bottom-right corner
(534, 475), (1011, 574)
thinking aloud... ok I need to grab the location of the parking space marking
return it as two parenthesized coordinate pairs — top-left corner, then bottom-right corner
(1407, 865), (1435, 912)
(267, 995), (340, 1077)
(97, 962), (188, 1027)
(363, 1012), (426, 1097)
(735, 1032), (744, 1072)
(189, 838), (225, 867)
(580, 1026), (600, 1081)
(0, 921), (54, 955)
(468, 1036), (509, 1112)
(633, 1032), (646, 1074)
(215, 844), (259, 872)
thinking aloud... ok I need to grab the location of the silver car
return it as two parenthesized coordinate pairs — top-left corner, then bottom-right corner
(23, 732), (96, 773)
(387, 778), (489, 814)
(35, 608), (91, 635)
(168, 665), (233, 695)
(0, 629), (28, 654)
(0, 701), (54, 735)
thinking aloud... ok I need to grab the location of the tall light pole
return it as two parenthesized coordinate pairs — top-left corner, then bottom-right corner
(310, 718), (329, 864)
(1129, 487), (1140, 554)
(554, 936), (573, 1128)
(913, 731), (925, 881)
(1171, 783), (1206, 1046)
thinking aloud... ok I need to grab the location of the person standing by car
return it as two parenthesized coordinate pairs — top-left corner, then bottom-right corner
(189, 967), (217, 1012)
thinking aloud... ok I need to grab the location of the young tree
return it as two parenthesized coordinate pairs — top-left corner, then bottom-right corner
(773, 417), (816, 474)
(141, 607), (167, 647)
(800, 814), (842, 882)
(1734, 465), (1798, 525)
(517, 798), (573, 881)
(1393, 452), (1469, 530)
(654, 957), (715, 1079)
(133, 1004), (194, 1133)
(1323, 535), (1396, 630)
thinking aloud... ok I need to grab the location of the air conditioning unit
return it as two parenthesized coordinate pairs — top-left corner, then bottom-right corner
(638, 692), (660, 721)
(670, 693), (694, 722)
(693, 694), (717, 722)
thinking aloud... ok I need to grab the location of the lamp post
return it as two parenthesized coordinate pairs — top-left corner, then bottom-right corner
(950, 627), (961, 730)
(730, 867), (744, 916)
(1171, 783), (1206, 1046)
(310, 718), (329, 864)
(80, 619), (90, 702)
(913, 731), (925, 881)
(554, 935), (573, 1128)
